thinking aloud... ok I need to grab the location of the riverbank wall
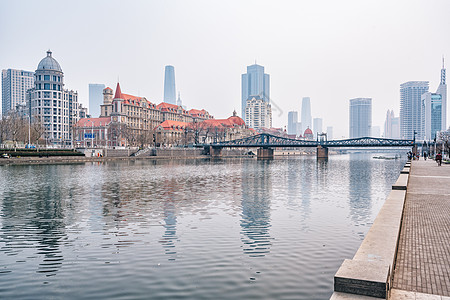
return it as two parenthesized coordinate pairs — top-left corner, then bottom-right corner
(331, 161), (411, 299)
(0, 148), (251, 166)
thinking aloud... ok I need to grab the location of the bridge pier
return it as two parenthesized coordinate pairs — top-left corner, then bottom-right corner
(257, 147), (274, 159)
(316, 146), (328, 159)
(210, 146), (222, 158)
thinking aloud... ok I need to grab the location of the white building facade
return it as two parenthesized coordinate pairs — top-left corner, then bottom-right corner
(27, 50), (79, 145)
(1, 69), (34, 115)
(245, 95), (272, 130)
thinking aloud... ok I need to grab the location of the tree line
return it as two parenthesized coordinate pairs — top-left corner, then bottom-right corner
(0, 111), (45, 147)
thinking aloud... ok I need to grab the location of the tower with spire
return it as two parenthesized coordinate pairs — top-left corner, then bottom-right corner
(437, 56), (447, 131)
(176, 92), (182, 107)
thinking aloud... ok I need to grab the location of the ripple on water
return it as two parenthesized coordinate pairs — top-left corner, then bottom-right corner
(0, 154), (407, 299)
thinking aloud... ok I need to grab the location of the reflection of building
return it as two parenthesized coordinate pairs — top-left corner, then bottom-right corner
(348, 155), (372, 226)
(163, 65), (176, 104)
(400, 81), (429, 139)
(421, 60), (447, 141)
(2, 69), (34, 116)
(240, 160), (272, 257)
(349, 98), (372, 138)
(89, 83), (105, 118)
(245, 95), (272, 130)
(27, 50), (79, 145)
(241, 63), (270, 116)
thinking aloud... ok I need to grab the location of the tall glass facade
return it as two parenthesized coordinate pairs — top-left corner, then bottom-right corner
(349, 98), (372, 138)
(241, 64), (270, 116)
(164, 65), (176, 104)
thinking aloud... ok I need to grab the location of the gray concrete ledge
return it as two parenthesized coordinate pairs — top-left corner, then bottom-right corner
(332, 163), (409, 299)
(392, 174), (409, 190)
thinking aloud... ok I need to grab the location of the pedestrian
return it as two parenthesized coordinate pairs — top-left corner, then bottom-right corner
(423, 152), (427, 160)
(436, 151), (442, 166)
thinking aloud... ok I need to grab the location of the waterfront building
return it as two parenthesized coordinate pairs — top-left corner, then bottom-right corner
(400, 81), (429, 139)
(164, 65), (176, 104)
(287, 111), (298, 135)
(78, 103), (89, 119)
(303, 127), (314, 140)
(89, 83), (105, 118)
(301, 97), (312, 132)
(384, 110), (401, 139)
(73, 117), (111, 147)
(241, 63), (270, 116)
(349, 98), (372, 138)
(1, 69), (34, 116)
(245, 95), (272, 130)
(372, 125), (381, 137)
(421, 59), (447, 141)
(326, 126), (333, 140)
(313, 117), (323, 136)
(296, 122), (303, 138)
(27, 50), (79, 145)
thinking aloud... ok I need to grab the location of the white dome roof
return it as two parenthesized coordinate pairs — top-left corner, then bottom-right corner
(37, 50), (62, 72)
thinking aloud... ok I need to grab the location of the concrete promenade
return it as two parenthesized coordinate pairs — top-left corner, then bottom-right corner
(392, 159), (450, 298)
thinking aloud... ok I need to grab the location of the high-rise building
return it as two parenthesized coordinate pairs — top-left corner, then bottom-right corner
(421, 58), (447, 141)
(176, 92), (183, 107)
(1, 69), (34, 115)
(245, 95), (272, 130)
(349, 98), (372, 138)
(287, 111), (298, 135)
(89, 83), (105, 118)
(301, 97), (312, 131)
(296, 122), (302, 137)
(28, 50), (79, 145)
(384, 109), (400, 138)
(164, 65), (176, 104)
(241, 64), (270, 116)
(313, 118), (323, 136)
(372, 126), (381, 137)
(326, 126), (333, 140)
(400, 81), (429, 139)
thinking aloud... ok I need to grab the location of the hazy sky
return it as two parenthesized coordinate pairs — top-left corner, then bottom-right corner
(1, 0), (449, 138)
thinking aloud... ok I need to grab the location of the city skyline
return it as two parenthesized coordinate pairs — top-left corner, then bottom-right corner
(1, 1), (449, 138)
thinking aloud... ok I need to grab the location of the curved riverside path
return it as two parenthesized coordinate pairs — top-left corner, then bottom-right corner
(391, 159), (450, 299)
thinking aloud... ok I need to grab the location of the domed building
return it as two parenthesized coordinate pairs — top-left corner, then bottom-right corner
(303, 127), (314, 140)
(28, 50), (79, 146)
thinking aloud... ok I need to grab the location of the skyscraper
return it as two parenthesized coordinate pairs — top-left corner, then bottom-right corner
(313, 118), (323, 136)
(326, 126), (333, 140)
(241, 63), (270, 116)
(245, 95), (272, 130)
(287, 111), (298, 135)
(2, 69), (34, 115)
(89, 83), (105, 118)
(301, 97), (312, 131)
(384, 110), (400, 138)
(164, 65), (176, 104)
(422, 58), (447, 140)
(400, 81), (429, 139)
(349, 98), (372, 138)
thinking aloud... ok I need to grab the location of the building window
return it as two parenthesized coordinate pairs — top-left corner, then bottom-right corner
(44, 83), (50, 90)
(53, 76), (57, 81)
(44, 75), (50, 81)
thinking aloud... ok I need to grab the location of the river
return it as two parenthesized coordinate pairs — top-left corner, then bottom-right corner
(0, 153), (406, 299)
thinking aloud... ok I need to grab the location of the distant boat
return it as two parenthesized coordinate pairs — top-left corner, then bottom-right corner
(373, 154), (400, 160)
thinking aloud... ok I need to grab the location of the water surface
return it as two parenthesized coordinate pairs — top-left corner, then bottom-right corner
(0, 153), (406, 299)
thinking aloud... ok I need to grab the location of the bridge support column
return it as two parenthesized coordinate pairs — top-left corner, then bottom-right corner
(316, 146), (328, 159)
(257, 147), (274, 159)
(210, 146), (222, 158)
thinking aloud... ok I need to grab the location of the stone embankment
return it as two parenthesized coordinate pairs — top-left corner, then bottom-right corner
(0, 148), (250, 166)
(331, 160), (450, 300)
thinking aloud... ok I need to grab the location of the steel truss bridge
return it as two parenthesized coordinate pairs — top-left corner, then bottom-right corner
(210, 133), (414, 148)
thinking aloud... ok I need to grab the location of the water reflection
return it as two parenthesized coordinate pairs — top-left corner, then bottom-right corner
(348, 154), (373, 229)
(240, 160), (272, 257)
(0, 166), (67, 277)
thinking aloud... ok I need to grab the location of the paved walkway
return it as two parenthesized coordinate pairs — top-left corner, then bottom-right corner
(393, 159), (450, 297)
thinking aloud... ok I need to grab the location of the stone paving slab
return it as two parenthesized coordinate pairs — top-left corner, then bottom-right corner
(393, 160), (450, 297)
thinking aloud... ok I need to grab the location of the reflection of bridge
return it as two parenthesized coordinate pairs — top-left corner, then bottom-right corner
(209, 133), (415, 159)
